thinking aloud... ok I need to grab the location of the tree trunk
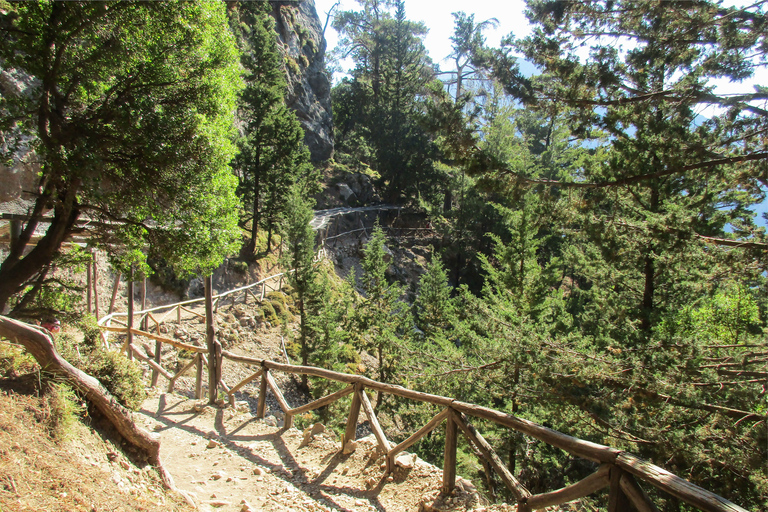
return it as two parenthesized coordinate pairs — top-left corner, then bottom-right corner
(640, 182), (660, 332)
(0, 195), (80, 312)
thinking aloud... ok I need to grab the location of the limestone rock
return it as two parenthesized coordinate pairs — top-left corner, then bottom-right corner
(270, 0), (333, 162)
(342, 440), (357, 455)
(396, 453), (418, 469)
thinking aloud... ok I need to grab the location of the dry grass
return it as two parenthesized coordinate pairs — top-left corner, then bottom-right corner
(0, 375), (192, 512)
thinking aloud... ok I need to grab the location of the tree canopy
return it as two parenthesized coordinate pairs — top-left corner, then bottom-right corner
(0, 1), (242, 312)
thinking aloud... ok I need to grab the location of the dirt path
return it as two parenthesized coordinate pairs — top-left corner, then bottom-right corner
(137, 392), (507, 512)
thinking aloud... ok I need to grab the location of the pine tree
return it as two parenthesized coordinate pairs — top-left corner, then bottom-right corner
(332, 0), (437, 202)
(229, 2), (312, 257)
(495, 0), (768, 338)
(355, 224), (409, 405)
(414, 253), (455, 336)
(444, 11), (498, 104)
(281, 185), (319, 390)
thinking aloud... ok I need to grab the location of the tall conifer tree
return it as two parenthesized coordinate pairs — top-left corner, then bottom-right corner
(229, 2), (312, 256)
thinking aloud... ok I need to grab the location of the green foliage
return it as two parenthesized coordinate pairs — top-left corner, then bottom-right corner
(445, 11), (498, 104)
(0, 1), (242, 309)
(260, 301), (279, 326)
(664, 284), (763, 345)
(355, 225), (411, 389)
(332, 0), (439, 203)
(57, 333), (146, 411)
(414, 253), (455, 336)
(269, 299), (291, 323)
(316, 1), (768, 508)
(44, 382), (84, 443)
(0, 342), (37, 378)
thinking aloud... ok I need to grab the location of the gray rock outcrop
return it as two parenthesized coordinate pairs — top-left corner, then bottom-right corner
(270, 0), (334, 162)
(0, 68), (40, 203)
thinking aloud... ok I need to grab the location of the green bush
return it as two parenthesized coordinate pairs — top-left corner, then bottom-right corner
(75, 315), (102, 348)
(265, 291), (294, 323)
(260, 301), (279, 325)
(58, 335), (146, 411)
(45, 382), (84, 442)
(265, 291), (287, 305)
(270, 299), (292, 322)
(0, 343), (37, 378)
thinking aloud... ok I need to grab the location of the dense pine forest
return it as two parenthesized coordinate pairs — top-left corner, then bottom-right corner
(0, 1), (766, 510)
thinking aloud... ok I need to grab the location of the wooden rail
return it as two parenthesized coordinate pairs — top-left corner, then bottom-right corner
(96, 272), (750, 512)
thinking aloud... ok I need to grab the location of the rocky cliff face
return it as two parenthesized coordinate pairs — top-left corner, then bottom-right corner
(270, 0), (334, 162)
(0, 68), (39, 203)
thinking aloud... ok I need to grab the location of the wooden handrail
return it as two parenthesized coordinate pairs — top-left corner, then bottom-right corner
(213, 352), (747, 512)
(97, 271), (290, 326)
(96, 289), (751, 512)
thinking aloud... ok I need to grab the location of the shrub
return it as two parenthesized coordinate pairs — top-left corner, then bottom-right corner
(58, 335), (146, 411)
(260, 301), (279, 325)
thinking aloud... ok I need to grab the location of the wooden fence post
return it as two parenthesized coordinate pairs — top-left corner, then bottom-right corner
(126, 266), (134, 361)
(608, 466), (631, 512)
(151, 316), (162, 388)
(343, 382), (363, 448)
(195, 354), (203, 400)
(87, 254), (93, 314)
(140, 277), (147, 330)
(257, 366), (268, 419)
(205, 274), (218, 404)
(108, 272), (120, 315)
(442, 408), (458, 494)
(92, 252), (100, 319)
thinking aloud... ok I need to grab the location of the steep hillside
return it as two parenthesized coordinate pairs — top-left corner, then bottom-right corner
(0, 375), (191, 512)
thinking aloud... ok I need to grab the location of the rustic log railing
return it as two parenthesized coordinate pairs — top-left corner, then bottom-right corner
(98, 271), (289, 395)
(96, 265), (751, 512)
(99, 326), (748, 511)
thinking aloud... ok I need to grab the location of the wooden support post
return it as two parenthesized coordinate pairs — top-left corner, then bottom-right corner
(387, 408), (450, 473)
(205, 274), (218, 404)
(109, 272), (121, 315)
(287, 385), (355, 417)
(126, 267), (134, 361)
(257, 366), (268, 419)
(359, 387), (391, 454)
(86, 255), (93, 314)
(195, 354), (203, 400)
(620, 473), (660, 512)
(264, 370), (292, 428)
(92, 253), (100, 319)
(453, 412), (531, 506)
(140, 277), (147, 330)
(442, 409), (458, 495)
(151, 317), (162, 388)
(343, 382), (363, 447)
(608, 467), (631, 512)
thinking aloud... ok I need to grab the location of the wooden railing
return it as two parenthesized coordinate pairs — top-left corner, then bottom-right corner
(98, 282), (750, 512)
(98, 271), (289, 391)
